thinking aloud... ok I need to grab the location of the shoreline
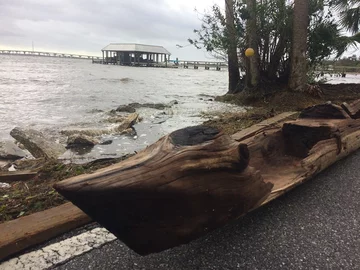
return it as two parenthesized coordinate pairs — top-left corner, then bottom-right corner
(1, 82), (360, 224)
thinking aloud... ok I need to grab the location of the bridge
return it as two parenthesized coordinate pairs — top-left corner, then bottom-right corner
(0, 50), (101, 60)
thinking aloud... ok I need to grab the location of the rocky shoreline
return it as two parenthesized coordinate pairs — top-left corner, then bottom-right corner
(0, 100), (182, 172)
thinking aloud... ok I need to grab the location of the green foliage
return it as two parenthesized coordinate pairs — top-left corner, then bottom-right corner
(330, 0), (360, 33)
(188, 1), (247, 59)
(189, 0), (360, 83)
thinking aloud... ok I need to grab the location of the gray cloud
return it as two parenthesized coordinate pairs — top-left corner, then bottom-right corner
(0, 0), (219, 60)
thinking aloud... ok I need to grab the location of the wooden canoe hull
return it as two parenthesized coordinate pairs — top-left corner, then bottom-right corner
(54, 100), (360, 255)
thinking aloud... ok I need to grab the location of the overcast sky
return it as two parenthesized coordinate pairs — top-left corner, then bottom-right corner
(0, 0), (224, 60)
(1, 0), (358, 60)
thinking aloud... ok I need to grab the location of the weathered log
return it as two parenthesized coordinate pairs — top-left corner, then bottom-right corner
(299, 103), (350, 119)
(54, 103), (360, 256)
(55, 126), (273, 255)
(0, 171), (37, 182)
(341, 99), (360, 119)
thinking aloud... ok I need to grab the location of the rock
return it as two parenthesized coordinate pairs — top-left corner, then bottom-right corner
(62, 113), (139, 137)
(0, 141), (27, 160)
(115, 113), (139, 133)
(116, 105), (136, 113)
(141, 103), (167, 110)
(208, 98), (214, 101)
(116, 102), (175, 112)
(10, 127), (66, 160)
(100, 140), (113, 145)
(13, 158), (46, 171)
(0, 182), (11, 189)
(66, 134), (100, 148)
(169, 100), (178, 105)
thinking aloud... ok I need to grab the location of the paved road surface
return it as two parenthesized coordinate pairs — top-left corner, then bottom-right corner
(3, 151), (360, 270)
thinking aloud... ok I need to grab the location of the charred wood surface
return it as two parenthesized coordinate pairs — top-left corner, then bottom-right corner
(54, 99), (360, 256)
(55, 126), (272, 255)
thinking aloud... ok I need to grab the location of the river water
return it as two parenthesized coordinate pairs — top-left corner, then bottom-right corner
(1, 55), (359, 162)
(0, 55), (244, 162)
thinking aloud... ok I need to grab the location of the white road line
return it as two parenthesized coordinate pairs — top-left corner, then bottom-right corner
(0, 227), (116, 270)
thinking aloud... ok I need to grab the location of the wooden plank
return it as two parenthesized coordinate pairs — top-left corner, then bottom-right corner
(0, 171), (37, 182)
(0, 202), (90, 261)
(231, 112), (298, 142)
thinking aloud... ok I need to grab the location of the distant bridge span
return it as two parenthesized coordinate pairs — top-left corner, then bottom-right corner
(0, 50), (101, 60)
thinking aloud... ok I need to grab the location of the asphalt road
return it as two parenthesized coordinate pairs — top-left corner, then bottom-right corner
(51, 151), (360, 270)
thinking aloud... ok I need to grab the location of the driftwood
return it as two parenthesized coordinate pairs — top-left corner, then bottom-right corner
(54, 100), (360, 256)
(341, 99), (360, 119)
(0, 171), (37, 182)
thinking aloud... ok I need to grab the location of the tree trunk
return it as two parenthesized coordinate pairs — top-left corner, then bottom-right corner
(246, 0), (260, 88)
(225, 0), (241, 94)
(289, 0), (309, 91)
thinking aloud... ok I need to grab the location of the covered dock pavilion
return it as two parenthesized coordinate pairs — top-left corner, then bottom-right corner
(101, 43), (171, 66)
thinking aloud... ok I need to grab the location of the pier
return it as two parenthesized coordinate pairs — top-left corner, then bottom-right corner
(178, 60), (227, 70)
(0, 50), (101, 60)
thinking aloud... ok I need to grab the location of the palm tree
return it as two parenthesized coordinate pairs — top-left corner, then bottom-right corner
(289, 0), (309, 92)
(332, 0), (360, 34)
(225, 0), (241, 94)
(245, 0), (260, 88)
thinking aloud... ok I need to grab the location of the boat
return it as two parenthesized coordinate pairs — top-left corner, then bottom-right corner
(54, 99), (360, 255)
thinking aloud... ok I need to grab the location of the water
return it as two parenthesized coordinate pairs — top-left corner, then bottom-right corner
(1, 55), (359, 161)
(0, 55), (242, 161)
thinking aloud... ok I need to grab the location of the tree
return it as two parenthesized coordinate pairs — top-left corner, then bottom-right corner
(189, 0), (359, 94)
(225, 0), (241, 93)
(289, 0), (309, 92)
(245, 0), (260, 88)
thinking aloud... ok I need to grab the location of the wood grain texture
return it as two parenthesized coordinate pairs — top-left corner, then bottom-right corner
(55, 126), (273, 255)
(0, 202), (90, 261)
(341, 99), (360, 119)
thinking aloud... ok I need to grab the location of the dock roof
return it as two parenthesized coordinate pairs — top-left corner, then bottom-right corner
(102, 43), (171, 55)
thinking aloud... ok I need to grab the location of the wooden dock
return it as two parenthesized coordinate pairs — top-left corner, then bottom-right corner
(1, 49), (227, 70)
(0, 50), (101, 60)
(178, 61), (227, 70)
(92, 58), (227, 71)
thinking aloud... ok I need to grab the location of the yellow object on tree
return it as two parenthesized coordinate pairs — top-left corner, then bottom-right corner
(245, 48), (255, 57)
